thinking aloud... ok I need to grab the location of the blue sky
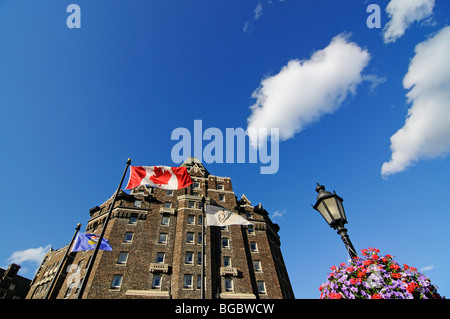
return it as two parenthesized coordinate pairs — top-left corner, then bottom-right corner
(0, 0), (449, 299)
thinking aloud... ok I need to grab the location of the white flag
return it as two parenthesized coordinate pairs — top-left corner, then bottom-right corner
(206, 205), (252, 227)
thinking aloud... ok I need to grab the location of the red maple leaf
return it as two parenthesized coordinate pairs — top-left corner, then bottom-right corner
(149, 166), (172, 186)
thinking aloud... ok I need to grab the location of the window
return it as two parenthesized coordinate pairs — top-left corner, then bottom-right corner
(254, 260), (262, 272)
(193, 181), (200, 188)
(187, 214), (195, 224)
(188, 201), (195, 209)
(166, 190), (173, 196)
(64, 282), (74, 297)
(152, 275), (162, 289)
(223, 256), (231, 267)
(110, 275), (123, 289)
(117, 252), (128, 265)
(155, 252), (165, 263)
(219, 194), (225, 202)
(250, 241), (258, 252)
(76, 260), (84, 272)
(197, 275), (202, 289)
(129, 215), (138, 224)
(225, 278), (233, 292)
(247, 225), (254, 234)
(183, 275), (193, 289)
(257, 281), (266, 294)
(197, 232), (202, 244)
(198, 215), (203, 225)
(186, 232), (194, 243)
(161, 214), (170, 226)
(159, 233), (168, 244)
(123, 232), (133, 243)
(185, 252), (194, 264)
(197, 252), (202, 265)
(134, 200), (142, 208)
(164, 202), (172, 208)
(222, 237), (230, 248)
(216, 184), (224, 190)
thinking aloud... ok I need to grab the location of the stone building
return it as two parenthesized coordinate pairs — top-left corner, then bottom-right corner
(0, 264), (31, 299)
(26, 158), (294, 299)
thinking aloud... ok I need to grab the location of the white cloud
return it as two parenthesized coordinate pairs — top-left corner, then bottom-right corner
(246, 33), (371, 148)
(383, 0), (435, 44)
(7, 245), (51, 265)
(420, 265), (435, 272)
(271, 209), (286, 221)
(243, 0), (285, 34)
(254, 1), (263, 20)
(381, 26), (450, 178)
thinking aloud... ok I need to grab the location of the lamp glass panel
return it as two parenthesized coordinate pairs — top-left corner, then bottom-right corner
(323, 197), (342, 220)
(336, 199), (346, 221)
(316, 201), (333, 224)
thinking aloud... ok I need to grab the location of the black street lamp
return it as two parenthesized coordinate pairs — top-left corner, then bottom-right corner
(312, 183), (358, 259)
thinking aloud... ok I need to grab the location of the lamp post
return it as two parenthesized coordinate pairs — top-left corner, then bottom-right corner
(312, 183), (358, 259)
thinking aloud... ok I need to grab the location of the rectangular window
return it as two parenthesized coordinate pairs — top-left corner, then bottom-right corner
(216, 184), (224, 190)
(185, 252), (194, 264)
(129, 215), (138, 224)
(166, 190), (173, 196)
(155, 252), (165, 263)
(257, 281), (266, 294)
(188, 201), (195, 208)
(225, 278), (233, 292)
(164, 202), (172, 208)
(186, 232), (194, 243)
(222, 237), (230, 248)
(254, 260), (262, 272)
(110, 275), (123, 289)
(193, 181), (200, 188)
(250, 241), (258, 252)
(117, 252), (128, 265)
(183, 275), (193, 289)
(134, 200), (142, 208)
(124, 232), (133, 243)
(197, 252), (202, 265)
(223, 256), (231, 267)
(187, 214), (195, 224)
(247, 225), (254, 234)
(159, 233), (168, 244)
(197, 274), (202, 289)
(219, 194), (225, 202)
(161, 214), (170, 226)
(198, 215), (203, 225)
(152, 275), (162, 289)
(197, 232), (202, 244)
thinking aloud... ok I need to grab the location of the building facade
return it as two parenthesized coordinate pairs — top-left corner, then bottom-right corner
(27, 158), (294, 299)
(0, 264), (31, 299)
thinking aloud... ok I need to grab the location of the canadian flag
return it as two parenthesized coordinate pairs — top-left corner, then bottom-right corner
(125, 166), (193, 190)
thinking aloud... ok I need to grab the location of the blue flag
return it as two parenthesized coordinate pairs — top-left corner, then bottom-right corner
(71, 233), (113, 252)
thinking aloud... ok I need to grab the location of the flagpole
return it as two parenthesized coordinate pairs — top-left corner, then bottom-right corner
(44, 223), (81, 299)
(201, 196), (206, 299)
(77, 158), (131, 299)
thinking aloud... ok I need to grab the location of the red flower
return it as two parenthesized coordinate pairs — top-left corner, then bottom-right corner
(381, 257), (387, 263)
(329, 292), (342, 299)
(371, 254), (379, 260)
(330, 265), (336, 271)
(392, 273), (401, 279)
(390, 264), (400, 271)
(407, 282), (419, 293)
(346, 266), (355, 272)
(371, 293), (382, 299)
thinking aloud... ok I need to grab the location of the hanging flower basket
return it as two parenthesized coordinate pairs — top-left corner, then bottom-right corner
(319, 247), (443, 299)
